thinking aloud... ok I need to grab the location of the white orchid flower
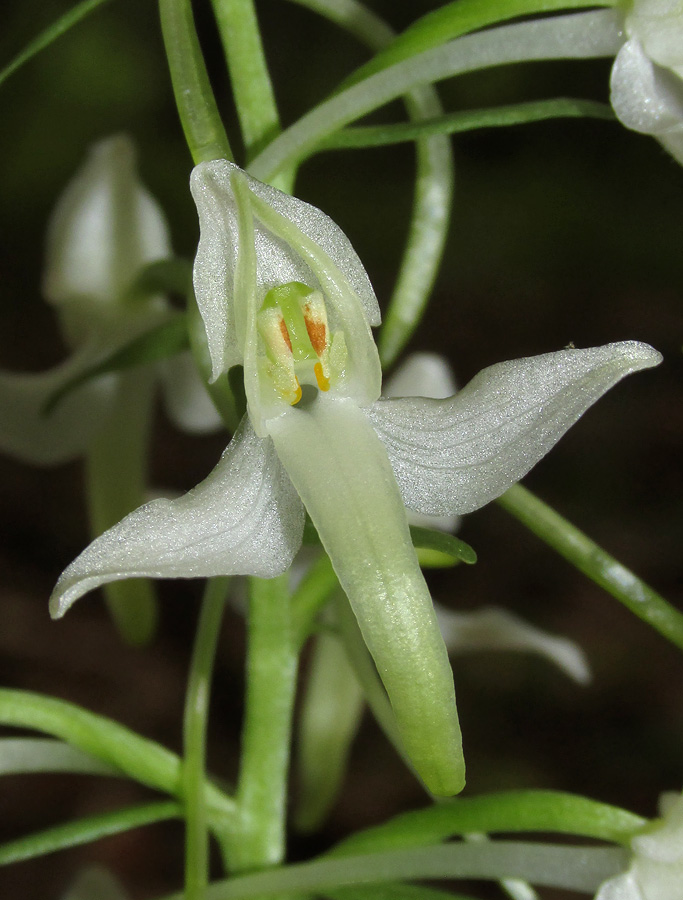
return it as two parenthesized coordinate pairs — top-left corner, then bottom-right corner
(0, 135), (220, 467)
(49, 160), (661, 796)
(596, 791), (683, 899)
(610, 0), (683, 163)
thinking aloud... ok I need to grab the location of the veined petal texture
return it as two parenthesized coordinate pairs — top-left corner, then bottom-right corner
(267, 396), (465, 796)
(368, 342), (662, 517)
(190, 159), (381, 380)
(49, 418), (304, 617)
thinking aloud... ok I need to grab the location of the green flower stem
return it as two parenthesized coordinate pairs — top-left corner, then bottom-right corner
(248, 10), (623, 182)
(497, 484), (683, 652)
(285, 0), (454, 369)
(210, 0), (281, 163)
(84, 371), (158, 646)
(0, 0), (111, 89)
(159, 0), (233, 165)
(324, 886), (480, 900)
(0, 689), (236, 828)
(317, 98), (614, 149)
(160, 841), (628, 899)
(230, 575), (298, 872)
(331, 790), (646, 857)
(183, 578), (230, 897)
(0, 800), (181, 867)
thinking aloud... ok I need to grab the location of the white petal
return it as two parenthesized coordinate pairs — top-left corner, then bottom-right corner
(436, 605), (591, 684)
(628, 0), (683, 70)
(368, 342), (662, 517)
(0, 348), (116, 465)
(43, 135), (171, 335)
(158, 351), (224, 434)
(50, 417), (304, 618)
(595, 872), (644, 900)
(383, 352), (457, 400)
(610, 39), (683, 135)
(190, 159), (381, 380)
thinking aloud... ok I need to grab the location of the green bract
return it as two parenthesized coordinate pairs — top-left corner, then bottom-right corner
(49, 160), (662, 796)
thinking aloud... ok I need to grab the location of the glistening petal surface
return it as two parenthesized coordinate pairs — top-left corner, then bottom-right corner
(190, 159), (381, 380)
(50, 418), (304, 617)
(368, 342), (662, 517)
(610, 39), (683, 137)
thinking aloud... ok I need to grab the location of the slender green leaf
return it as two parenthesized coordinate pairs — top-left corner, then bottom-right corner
(324, 885), (479, 900)
(44, 314), (189, 415)
(160, 0), (233, 164)
(410, 526), (477, 568)
(338, 0), (616, 92)
(498, 484), (683, 652)
(290, 551), (339, 648)
(319, 99), (614, 150)
(331, 790), (647, 858)
(0, 0), (111, 89)
(0, 801), (180, 866)
(160, 841), (628, 899)
(0, 689), (236, 824)
(249, 11), (623, 182)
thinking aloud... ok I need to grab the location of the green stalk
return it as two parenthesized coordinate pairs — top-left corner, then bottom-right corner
(160, 0), (233, 164)
(498, 484), (683, 652)
(84, 371), (157, 646)
(231, 575), (298, 872)
(183, 578), (230, 896)
(210, 0), (281, 162)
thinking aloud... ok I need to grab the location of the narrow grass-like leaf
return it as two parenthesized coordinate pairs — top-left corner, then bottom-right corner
(0, 0), (111, 89)
(44, 314), (189, 414)
(161, 841), (628, 899)
(290, 552), (339, 648)
(0, 801), (180, 866)
(337, 0), (615, 92)
(0, 689), (235, 824)
(318, 99), (614, 150)
(498, 484), (683, 652)
(330, 790), (647, 858)
(324, 885), (479, 900)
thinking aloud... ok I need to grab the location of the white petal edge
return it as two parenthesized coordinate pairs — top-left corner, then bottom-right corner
(594, 871), (643, 900)
(50, 417), (304, 618)
(61, 866), (130, 900)
(610, 39), (683, 135)
(190, 159), (381, 380)
(368, 342), (662, 517)
(436, 605), (591, 684)
(43, 135), (171, 315)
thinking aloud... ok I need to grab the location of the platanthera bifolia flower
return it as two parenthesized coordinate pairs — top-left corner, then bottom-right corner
(611, 0), (683, 163)
(0, 135), (219, 466)
(596, 791), (683, 899)
(49, 160), (662, 795)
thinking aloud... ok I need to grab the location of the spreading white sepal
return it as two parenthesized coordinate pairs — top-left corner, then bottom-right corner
(384, 352), (457, 400)
(368, 342), (662, 517)
(190, 159), (381, 382)
(436, 605), (591, 684)
(267, 395), (465, 797)
(49, 417), (304, 618)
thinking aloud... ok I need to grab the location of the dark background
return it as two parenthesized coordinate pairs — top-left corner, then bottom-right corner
(0, 0), (682, 897)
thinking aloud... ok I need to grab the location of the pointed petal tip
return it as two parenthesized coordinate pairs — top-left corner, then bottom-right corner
(609, 339), (663, 369)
